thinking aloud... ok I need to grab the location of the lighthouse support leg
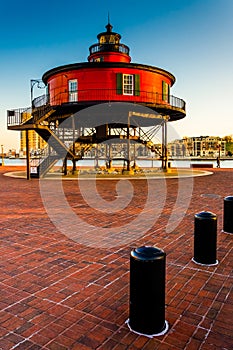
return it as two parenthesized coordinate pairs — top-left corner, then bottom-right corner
(162, 119), (168, 171)
(127, 120), (130, 171)
(72, 116), (76, 173)
(108, 142), (112, 169)
(26, 130), (30, 180)
(63, 157), (67, 176)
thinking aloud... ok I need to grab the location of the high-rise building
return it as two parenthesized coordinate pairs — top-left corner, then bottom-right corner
(20, 130), (47, 155)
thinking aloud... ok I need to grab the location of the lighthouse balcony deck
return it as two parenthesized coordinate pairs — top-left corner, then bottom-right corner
(7, 90), (185, 129)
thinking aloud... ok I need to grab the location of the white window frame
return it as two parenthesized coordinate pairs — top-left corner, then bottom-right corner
(123, 74), (134, 95)
(68, 79), (78, 102)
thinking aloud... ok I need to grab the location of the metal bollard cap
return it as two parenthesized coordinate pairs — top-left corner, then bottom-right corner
(224, 196), (233, 202)
(195, 211), (217, 220)
(131, 246), (165, 261)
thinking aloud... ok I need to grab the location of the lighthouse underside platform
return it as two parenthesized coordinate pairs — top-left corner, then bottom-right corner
(8, 102), (170, 177)
(44, 101), (184, 123)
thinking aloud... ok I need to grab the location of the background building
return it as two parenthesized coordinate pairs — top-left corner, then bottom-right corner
(168, 136), (226, 157)
(20, 131), (47, 157)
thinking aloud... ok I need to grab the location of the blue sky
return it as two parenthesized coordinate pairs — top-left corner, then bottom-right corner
(0, 0), (232, 151)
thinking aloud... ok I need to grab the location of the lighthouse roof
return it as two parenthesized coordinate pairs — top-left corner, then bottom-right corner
(97, 22), (122, 42)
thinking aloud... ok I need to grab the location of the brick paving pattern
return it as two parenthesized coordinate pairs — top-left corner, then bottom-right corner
(0, 166), (232, 349)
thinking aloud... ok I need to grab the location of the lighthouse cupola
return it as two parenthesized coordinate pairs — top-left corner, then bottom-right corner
(88, 22), (131, 63)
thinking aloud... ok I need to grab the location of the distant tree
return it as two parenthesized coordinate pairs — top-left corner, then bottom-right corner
(223, 135), (233, 143)
(223, 136), (233, 155)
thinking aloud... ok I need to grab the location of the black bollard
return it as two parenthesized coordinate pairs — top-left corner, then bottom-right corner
(223, 196), (233, 234)
(193, 211), (218, 265)
(128, 246), (168, 336)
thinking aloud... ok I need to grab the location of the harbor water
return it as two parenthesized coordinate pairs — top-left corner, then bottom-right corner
(2, 158), (233, 169)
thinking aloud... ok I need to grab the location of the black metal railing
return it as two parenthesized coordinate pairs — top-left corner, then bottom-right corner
(89, 43), (130, 55)
(32, 90), (185, 110)
(7, 107), (32, 126)
(7, 89), (186, 127)
(32, 94), (49, 108)
(7, 105), (53, 126)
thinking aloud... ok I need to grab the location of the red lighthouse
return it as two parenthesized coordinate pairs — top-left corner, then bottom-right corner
(8, 22), (186, 178)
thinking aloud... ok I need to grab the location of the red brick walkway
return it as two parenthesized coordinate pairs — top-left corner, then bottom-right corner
(0, 166), (232, 350)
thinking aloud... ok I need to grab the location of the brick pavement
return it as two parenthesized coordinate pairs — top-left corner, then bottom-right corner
(0, 166), (232, 350)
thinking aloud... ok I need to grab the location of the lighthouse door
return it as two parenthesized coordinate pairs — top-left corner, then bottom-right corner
(68, 79), (78, 102)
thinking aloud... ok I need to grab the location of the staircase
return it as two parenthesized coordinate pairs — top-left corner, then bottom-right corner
(137, 126), (162, 157)
(30, 154), (60, 178)
(8, 102), (88, 177)
(36, 125), (75, 158)
(33, 105), (56, 124)
(30, 125), (80, 177)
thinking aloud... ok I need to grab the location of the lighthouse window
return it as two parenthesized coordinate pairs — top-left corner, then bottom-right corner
(68, 79), (78, 102)
(123, 74), (134, 95)
(109, 35), (115, 43)
(93, 57), (104, 62)
(162, 81), (170, 103)
(116, 73), (140, 96)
